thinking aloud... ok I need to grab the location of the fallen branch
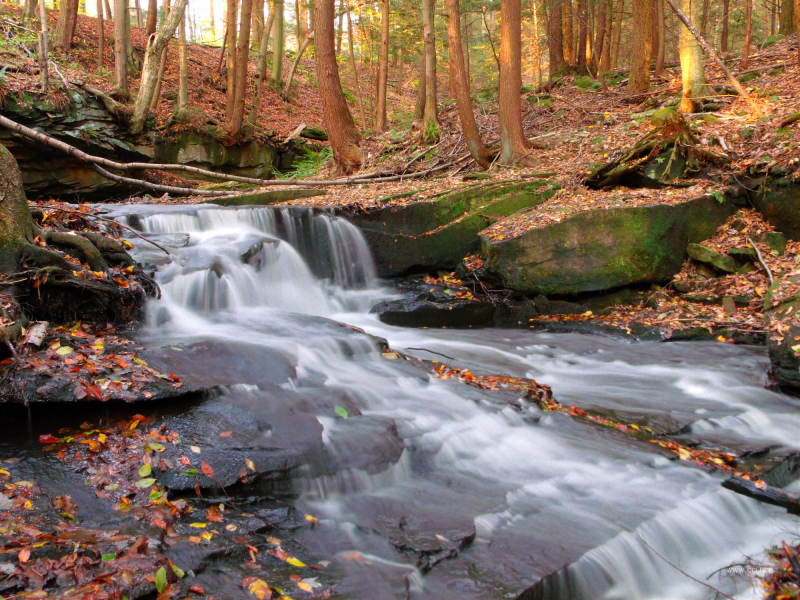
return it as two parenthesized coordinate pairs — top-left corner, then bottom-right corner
(722, 476), (800, 515)
(747, 236), (774, 288)
(779, 111), (800, 128)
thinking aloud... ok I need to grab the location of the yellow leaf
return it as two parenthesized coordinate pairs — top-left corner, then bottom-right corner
(201, 531), (214, 541)
(245, 458), (256, 472)
(190, 522), (207, 528)
(297, 582), (312, 592)
(190, 446), (201, 454)
(286, 557), (306, 567)
(129, 420), (140, 431)
(677, 448), (692, 461)
(247, 579), (271, 599)
(56, 346), (73, 356)
(23, 500), (33, 510)
(98, 433), (106, 443)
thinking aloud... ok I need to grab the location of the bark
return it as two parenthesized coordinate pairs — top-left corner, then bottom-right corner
(374, 0), (390, 132)
(700, 0), (707, 37)
(576, 0), (587, 70)
(547, 0), (565, 76)
(347, 2), (366, 129)
(499, 0), (532, 165)
(54, 0), (79, 50)
(781, 0), (795, 33)
(446, 0), (489, 168)
(600, 0), (611, 72)
(129, 0), (189, 133)
(134, 0), (142, 27)
(741, 0), (752, 69)
(252, 0), (264, 49)
(421, 0), (438, 140)
(533, 0), (543, 85)
(677, 0), (709, 112)
(283, 30), (313, 93)
(104, 0), (112, 18)
(146, 0), (157, 34)
(655, 0), (666, 76)
(22, 0), (38, 23)
(210, 0), (216, 39)
(245, 6), (277, 128)
(627, 0), (652, 94)
(796, 0), (800, 66)
(37, 0), (49, 91)
(229, 0), (253, 135)
(720, 0), (729, 53)
(314, 0), (362, 172)
(591, 0), (607, 73)
(298, 0), (309, 44)
(0, 144), (36, 276)
(149, 0), (170, 110)
(562, 0), (573, 66)
(113, 0), (129, 97)
(269, 0), (284, 87)
(610, 0), (622, 68)
(97, 0), (104, 70)
(336, 0), (343, 54)
(412, 57), (425, 124)
(225, 0), (238, 120)
(173, 8), (189, 121)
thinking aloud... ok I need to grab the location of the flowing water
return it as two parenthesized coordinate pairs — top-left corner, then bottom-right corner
(106, 203), (799, 600)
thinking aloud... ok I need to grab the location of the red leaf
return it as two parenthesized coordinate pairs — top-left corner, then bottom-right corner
(82, 383), (103, 400)
(188, 585), (205, 595)
(201, 461), (214, 479)
(39, 434), (60, 444)
(169, 373), (181, 383)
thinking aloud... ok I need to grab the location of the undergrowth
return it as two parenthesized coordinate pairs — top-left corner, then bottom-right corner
(291, 146), (332, 179)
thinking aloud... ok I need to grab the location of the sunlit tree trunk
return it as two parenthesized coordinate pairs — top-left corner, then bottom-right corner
(105, 0), (113, 17)
(129, 0), (188, 132)
(173, 8), (189, 120)
(741, 0), (752, 68)
(375, 0), (390, 131)
(421, 0), (438, 140)
(627, 0), (652, 94)
(781, 0), (795, 33)
(113, 0), (129, 97)
(655, 0), (666, 75)
(336, 0), (343, 54)
(210, 0), (216, 39)
(229, 0), (252, 135)
(720, 0), (729, 52)
(298, 0), (309, 44)
(97, 0), (104, 70)
(315, 0), (361, 171)
(269, 0), (284, 87)
(499, 0), (532, 165)
(252, 0), (264, 49)
(246, 5), (277, 128)
(225, 0), (238, 120)
(412, 57), (425, 124)
(146, 0), (157, 34)
(446, 0), (489, 168)
(678, 0), (709, 112)
(576, 0), (587, 70)
(346, 3), (366, 129)
(150, 0), (170, 109)
(547, 0), (565, 75)
(562, 0), (573, 67)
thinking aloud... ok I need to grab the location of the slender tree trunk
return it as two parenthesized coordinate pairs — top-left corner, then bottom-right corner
(298, 0), (309, 44)
(547, 0), (565, 75)
(412, 58), (425, 123)
(591, 0), (607, 73)
(610, 0), (622, 68)
(446, 0), (489, 167)
(720, 0), (729, 53)
(499, 0), (531, 165)
(796, 0), (800, 66)
(129, 0), (188, 132)
(150, 0), (170, 110)
(134, 0), (142, 26)
(346, 3), (366, 129)
(781, 0), (795, 33)
(336, 0), (343, 54)
(113, 0), (129, 97)
(104, 0), (113, 18)
(97, 0), (104, 70)
(741, 0), (752, 68)
(210, 0), (216, 39)
(374, 0), (390, 131)
(700, 0), (707, 38)
(225, 0), (238, 120)
(252, 0), (264, 49)
(678, 0), (709, 112)
(22, 0), (38, 23)
(627, 0), (652, 94)
(576, 0), (587, 70)
(146, 0), (157, 34)
(314, 0), (362, 172)
(655, 0), (666, 75)
(421, 0), (438, 140)
(229, 0), (253, 135)
(174, 8), (189, 119)
(38, 0), (49, 91)
(533, 0), (542, 84)
(771, 3), (776, 35)
(562, 0), (573, 66)
(246, 5), (277, 128)
(600, 0), (612, 71)
(54, 0), (79, 49)
(269, 0), (284, 87)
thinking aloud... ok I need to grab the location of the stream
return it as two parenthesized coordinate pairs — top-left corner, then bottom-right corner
(28, 204), (800, 599)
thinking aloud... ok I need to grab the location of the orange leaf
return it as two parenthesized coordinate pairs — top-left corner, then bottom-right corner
(201, 461), (214, 479)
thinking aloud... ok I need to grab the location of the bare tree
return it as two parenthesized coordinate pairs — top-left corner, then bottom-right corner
(173, 8), (190, 121)
(229, 0), (253, 135)
(269, 0), (284, 87)
(720, 0), (729, 52)
(576, 0), (587, 70)
(97, 0), (105, 71)
(655, 0), (666, 76)
(678, 0), (710, 112)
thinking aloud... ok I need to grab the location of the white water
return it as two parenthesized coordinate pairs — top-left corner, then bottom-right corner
(111, 204), (799, 600)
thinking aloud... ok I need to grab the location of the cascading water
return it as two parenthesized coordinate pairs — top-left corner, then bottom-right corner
(109, 203), (799, 600)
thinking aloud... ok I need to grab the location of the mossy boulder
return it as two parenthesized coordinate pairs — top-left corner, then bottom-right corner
(687, 243), (737, 273)
(343, 181), (559, 277)
(748, 177), (800, 240)
(481, 194), (736, 295)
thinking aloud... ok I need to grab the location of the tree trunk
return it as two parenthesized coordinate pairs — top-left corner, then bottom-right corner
(145, 0), (157, 34)
(610, 0), (622, 68)
(173, 8), (189, 120)
(591, 0), (607, 73)
(336, 0), (343, 54)
(149, 0), (170, 110)
(627, 0), (652, 94)
(252, 0), (264, 49)
(781, 0), (795, 33)
(796, 0), (800, 66)
(229, 0), (253, 135)
(225, 0), (238, 120)
(412, 57), (425, 124)
(113, 0), (129, 97)
(97, 0), (104, 71)
(298, 0), (309, 44)
(576, 0), (587, 70)
(678, 0), (709, 112)
(246, 5), (277, 128)
(562, 0), (573, 67)
(655, 0), (666, 75)
(38, 0), (49, 90)
(741, 0), (752, 68)
(54, 0), (79, 50)
(499, 0), (532, 166)
(346, 3), (366, 129)
(421, 0), (438, 140)
(22, 0), (38, 23)
(700, 0), (707, 38)
(548, 0), (565, 75)
(314, 0), (362, 172)
(129, 0), (189, 133)
(210, 0), (216, 39)
(720, 0), (729, 53)
(446, 0), (489, 168)
(0, 145), (36, 276)
(374, 0), (390, 131)
(105, 0), (113, 18)
(134, 0), (142, 27)
(269, 0), (284, 87)
(600, 0), (612, 71)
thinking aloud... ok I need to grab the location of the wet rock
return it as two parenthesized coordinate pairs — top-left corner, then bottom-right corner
(748, 176), (800, 240)
(680, 292), (720, 305)
(687, 243), (738, 273)
(722, 296), (737, 315)
(372, 299), (496, 328)
(342, 180), (558, 277)
(728, 247), (758, 263)
(765, 289), (800, 394)
(756, 231), (788, 255)
(482, 195), (736, 295)
(533, 295), (587, 316)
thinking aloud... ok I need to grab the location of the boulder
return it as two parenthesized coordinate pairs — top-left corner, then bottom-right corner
(372, 298), (496, 328)
(342, 180), (559, 277)
(748, 176), (800, 240)
(765, 281), (800, 394)
(687, 243), (738, 273)
(482, 194), (736, 295)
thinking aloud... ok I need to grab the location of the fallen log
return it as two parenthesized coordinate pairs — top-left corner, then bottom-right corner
(722, 476), (800, 515)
